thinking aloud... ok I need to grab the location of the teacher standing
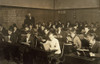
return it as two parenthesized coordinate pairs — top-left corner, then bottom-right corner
(23, 13), (35, 27)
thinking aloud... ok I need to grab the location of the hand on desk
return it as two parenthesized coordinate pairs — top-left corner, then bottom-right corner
(21, 41), (30, 46)
(90, 52), (95, 57)
(42, 39), (46, 42)
(8, 41), (12, 43)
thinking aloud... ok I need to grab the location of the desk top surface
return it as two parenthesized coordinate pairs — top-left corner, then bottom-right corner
(65, 53), (98, 61)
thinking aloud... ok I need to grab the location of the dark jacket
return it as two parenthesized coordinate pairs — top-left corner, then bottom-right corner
(4, 33), (18, 44)
(24, 16), (35, 27)
(19, 33), (36, 48)
(91, 41), (100, 57)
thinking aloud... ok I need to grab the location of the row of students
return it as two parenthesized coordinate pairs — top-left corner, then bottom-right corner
(0, 20), (100, 64)
(0, 22), (99, 51)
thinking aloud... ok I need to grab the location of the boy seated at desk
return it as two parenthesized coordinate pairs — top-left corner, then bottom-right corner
(42, 32), (61, 64)
(70, 28), (82, 49)
(87, 33), (100, 57)
(43, 32), (61, 54)
(19, 26), (35, 47)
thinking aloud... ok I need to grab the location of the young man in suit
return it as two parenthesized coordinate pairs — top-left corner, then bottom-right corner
(87, 33), (100, 57)
(24, 13), (35, 27)
(4, 28), (20, 62)
(70, 28), (82, 49)
(87, 33), (100, 64)
(3, 29), (13, 60)
(19, 26), (36, 64)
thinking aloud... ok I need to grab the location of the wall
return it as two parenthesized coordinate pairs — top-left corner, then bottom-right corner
(0, 6), (54, 29)
(0, 0), (54, 9)
(55, 0), (99, 9)
(54, 0), (100, 24)
(0, 0), (54, 29)
(0, 0), (100, 28)
(55, 8), (100, 24)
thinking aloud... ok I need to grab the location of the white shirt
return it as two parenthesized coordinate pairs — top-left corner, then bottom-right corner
(43, 38), (61, 54)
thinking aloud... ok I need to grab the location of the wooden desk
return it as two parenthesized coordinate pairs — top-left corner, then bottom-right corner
(63, 54), (100, 64)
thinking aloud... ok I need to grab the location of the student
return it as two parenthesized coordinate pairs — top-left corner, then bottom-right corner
(42, 28), (49, 41)
(50, 24), (57, 35)
(0, 24), (7, 36)
(56, 26), (66, 39)
(86, 33), (100, 57)
(19, 27), (35, 47)
(43, 32), (61, 64)
(70, 28), (82, 49)
(65, 21), (71, 28)
(43, 32), (61, 54)
(4, 29), (13, 43)
(56, 27), (62, 37)
(3, 29), (13, 60)
(19, 30), (35, 64)
(9, 25), (21, 62)
(38, 25), (45, 36)
(0, 25), (5, 44)
(86, 33), (100, 64)
(12, 24), (19, 43)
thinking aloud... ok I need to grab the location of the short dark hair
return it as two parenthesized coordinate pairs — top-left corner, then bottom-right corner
(70, 28), (76, 32)
(87, 33), (96, 39)
(48, 32), (53, 36)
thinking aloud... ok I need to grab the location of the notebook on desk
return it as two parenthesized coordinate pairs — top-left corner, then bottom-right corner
(43, 42), (50, 51)
(77, 49), (90, 57)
